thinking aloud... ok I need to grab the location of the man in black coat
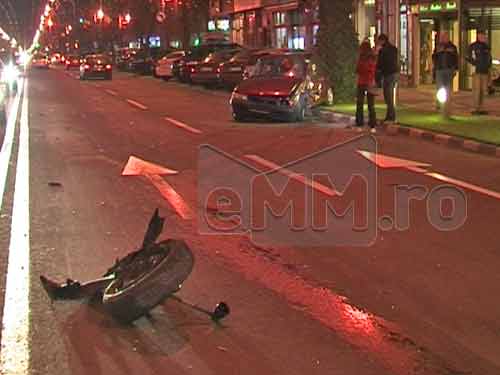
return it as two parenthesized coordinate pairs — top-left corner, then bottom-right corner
(432, 32), (458, 115)
(376, 34), (399, 123)
(466, 31), (492, 115)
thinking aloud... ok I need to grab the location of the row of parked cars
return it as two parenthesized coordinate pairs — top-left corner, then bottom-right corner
(31, 52), (114, 80)
(149, 42), (334, 122)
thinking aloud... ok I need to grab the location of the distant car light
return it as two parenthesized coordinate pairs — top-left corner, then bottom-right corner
(84, 64), (90, 70)
(105, 64), (112, 70)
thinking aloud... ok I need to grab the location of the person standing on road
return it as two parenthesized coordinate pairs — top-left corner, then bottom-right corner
(376, 34), (399, 124)
(466, 31), (492, 115)
(432, 32), (458, 116)
(355, 39), (377, 133)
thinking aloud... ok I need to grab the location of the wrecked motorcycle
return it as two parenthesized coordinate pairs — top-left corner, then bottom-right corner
(40, 209), (230, 324)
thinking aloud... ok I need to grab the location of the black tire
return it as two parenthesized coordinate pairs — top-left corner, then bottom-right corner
(102, 239), (194, 324)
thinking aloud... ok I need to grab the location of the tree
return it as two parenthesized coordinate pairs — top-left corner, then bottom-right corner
(314, 0), (358, 103)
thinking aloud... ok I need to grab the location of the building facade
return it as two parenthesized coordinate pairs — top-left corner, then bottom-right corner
(209, 0), (500, 90)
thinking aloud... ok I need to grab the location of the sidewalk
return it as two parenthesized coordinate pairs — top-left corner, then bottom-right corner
(398, 85), (500, 117)
(322, 86), (500, 147)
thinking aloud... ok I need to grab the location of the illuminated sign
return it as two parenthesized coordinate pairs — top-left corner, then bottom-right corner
(217, 19), (230, 31)
(418, 2), (457, 12)
(208, 20), (216, 31)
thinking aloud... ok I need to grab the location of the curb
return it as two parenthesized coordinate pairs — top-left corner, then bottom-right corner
(318, 110), (500, 158)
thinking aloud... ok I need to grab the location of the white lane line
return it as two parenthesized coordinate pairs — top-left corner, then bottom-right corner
(164, 117), (202, 134)
(0, 79), (30, 375)
(105, 89), (118, 96)
(126, 99), (148, 110)
(0, 82), (23, 211)
(244, 154), (338, 197)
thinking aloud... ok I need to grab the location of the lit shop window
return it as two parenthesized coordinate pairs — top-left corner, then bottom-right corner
(273, 12), (286, 26)
(290, 26), (306, 50)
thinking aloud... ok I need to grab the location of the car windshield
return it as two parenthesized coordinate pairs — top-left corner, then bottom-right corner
(204, 49), (241, 64)
(86, 55), (110, 64)
(253, 55), (306, 78)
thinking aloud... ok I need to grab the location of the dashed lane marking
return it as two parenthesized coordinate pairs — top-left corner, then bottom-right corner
(126, 99), (148, 110)
(164, 117), (202, 134)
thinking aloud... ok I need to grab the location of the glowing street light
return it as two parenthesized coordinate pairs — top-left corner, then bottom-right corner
(97, 8), (105, 21)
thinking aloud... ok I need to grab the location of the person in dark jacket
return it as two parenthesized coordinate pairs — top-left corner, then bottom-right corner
(466, 31), (492, 115)
(376, 34), (398, 123)
(355, 40), (377, 132)
(432, 32), (458, 115)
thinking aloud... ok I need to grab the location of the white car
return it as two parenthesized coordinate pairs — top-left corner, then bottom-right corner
(154, 51), (185, 80)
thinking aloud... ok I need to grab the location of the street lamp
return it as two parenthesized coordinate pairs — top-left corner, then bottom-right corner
(97, 9), (105, 21)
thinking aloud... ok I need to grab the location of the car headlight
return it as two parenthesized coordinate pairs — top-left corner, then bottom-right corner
(231, 92), (248, 101)
(2, 64), (20, 83)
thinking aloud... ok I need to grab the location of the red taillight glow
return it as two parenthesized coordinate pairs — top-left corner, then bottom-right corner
(66, 60), (70, 65)
(84, 64), (90, 70)
(105, 64), (112, 70)
(287, 71), (295, 77)
(190, 68), (195, 73)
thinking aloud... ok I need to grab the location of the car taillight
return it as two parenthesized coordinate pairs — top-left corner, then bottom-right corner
(84, 64), (90, 70)
(66, 60), (70, 65)
(190, 67), (195, 73)
(105, 64), (112, 70)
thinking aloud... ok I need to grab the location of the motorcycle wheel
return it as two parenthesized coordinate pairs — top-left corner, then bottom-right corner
(102, 239), (194, 324)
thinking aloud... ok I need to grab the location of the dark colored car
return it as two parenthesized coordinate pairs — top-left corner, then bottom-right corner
(80, 54), (113, 80)
(116, 48), (137, 71)
(191, 49), (242, 87)
(177, 43), (241, 83)
(219, 48), (293, 88)
(230, 53), (333, 122)
(65, 55), (83, 69)
(128, 48), (170, 75)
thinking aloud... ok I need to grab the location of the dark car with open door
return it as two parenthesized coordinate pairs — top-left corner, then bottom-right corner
(230, 52), (333, 122)
(191, 48), (242, 87)
(80, 54), (113, 80)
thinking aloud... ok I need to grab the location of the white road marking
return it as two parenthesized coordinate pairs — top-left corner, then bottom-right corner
(105, 89), (118, 96)
(0, 79), (31, 375)
(164, 117), (202, 134)
(126, 99), (148, 110)
(0, 82), (23, 211)
(244, 154), (337, 197)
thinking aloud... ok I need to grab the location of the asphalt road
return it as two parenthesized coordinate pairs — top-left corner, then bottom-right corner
(0, 66), (499, 375)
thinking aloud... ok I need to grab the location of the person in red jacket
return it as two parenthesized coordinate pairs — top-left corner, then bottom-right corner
(356, 40), (377, 132)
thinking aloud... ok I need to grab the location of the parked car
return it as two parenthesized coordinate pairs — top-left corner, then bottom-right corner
(65, 55), (83, 70)
(191, 49), (242, 87)
(116, 48), (138, 71)
(80, 54), (113, 80)
(230, 52), (333, 122)
(220, 48), (293, 88)
(177, 42), (241, 83)
(127, 48), (170, 75)
(31, 53), (50, 69)
(154, 50), (185, 80)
